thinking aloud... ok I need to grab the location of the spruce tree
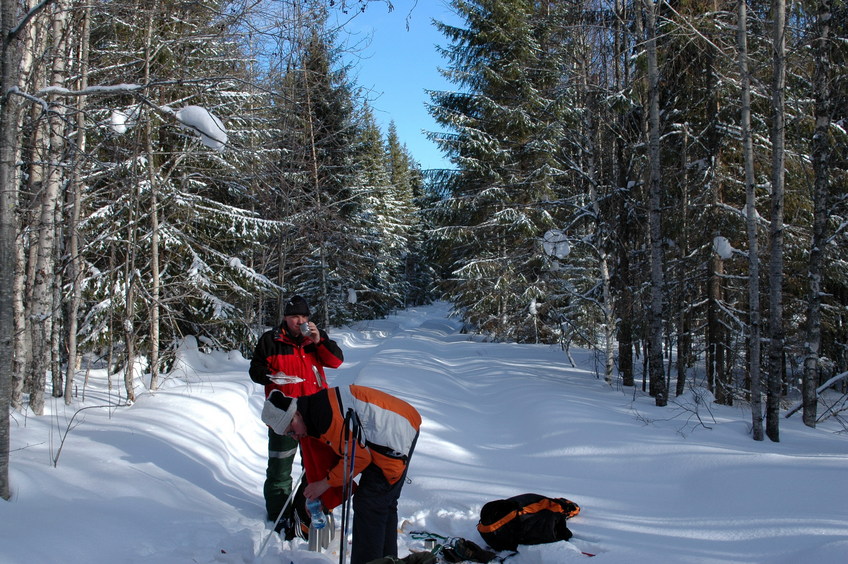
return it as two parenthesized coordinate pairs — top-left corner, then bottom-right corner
(267, 23), (365, 326)
(386, 121), (435, 306)
(77, 0), (277, 383)
(428, 0), (575, 342)
(348, 106), (400, 318)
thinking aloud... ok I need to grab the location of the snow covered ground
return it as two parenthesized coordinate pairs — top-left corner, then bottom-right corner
(3, 302), (848, 563)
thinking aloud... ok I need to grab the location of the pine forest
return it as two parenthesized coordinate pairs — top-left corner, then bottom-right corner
(1, 0), (847, 499)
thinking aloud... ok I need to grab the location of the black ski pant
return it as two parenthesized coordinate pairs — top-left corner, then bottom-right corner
(350, 433), (418, 564)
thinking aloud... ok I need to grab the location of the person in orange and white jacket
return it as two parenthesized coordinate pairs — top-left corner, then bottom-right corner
(248, 295), (344, 525)
(262, 385), (421, 564)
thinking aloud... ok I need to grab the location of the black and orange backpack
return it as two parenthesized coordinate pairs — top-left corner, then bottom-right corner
(476, 493), (581, 551)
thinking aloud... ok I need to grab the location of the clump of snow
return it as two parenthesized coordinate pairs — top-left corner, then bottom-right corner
(109, 110), (129, 134)
(107, 104), (226, 151)
(743, 202), (762, 221)
(108, 106), (139, 134)
(543, 229), (570, 259)
(175, 105), (228, 151)
(713, 235), (736, 259)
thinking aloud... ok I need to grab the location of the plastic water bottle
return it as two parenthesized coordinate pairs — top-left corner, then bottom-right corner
(306, 498), (326, 529)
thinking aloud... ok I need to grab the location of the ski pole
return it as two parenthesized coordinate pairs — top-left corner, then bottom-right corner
(255, 470), (304, 561)
(342, 437), (357, 564)
(339, 408), (361, 564)
(339, 409), (352, 564)
(338, 444), (349, 564)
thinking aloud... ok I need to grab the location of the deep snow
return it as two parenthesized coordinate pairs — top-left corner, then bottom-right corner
(3, 302), (848, 563)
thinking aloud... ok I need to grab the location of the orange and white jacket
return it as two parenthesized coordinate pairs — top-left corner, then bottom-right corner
(298, 385), (421, 487)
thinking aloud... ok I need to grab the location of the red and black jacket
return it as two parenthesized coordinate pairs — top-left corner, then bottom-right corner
(249, 325), (344, 398)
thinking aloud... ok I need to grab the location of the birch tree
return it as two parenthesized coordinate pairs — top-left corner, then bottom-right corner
(802, 0), (834, 428)
(738, 0), (764, 440)
(9, 0), (47, 413)
(27, 0), (72, 414)
(63, 3), (90, 402)
(0, 0), (28, 501)
(766, 0), (787, 441)
(141, 4), (161, 390)
(643, 0), (667, 406)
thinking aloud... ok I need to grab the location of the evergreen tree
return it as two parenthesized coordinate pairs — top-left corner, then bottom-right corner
(268, 22), (366, 326)
(428, 0), (576, 342)
(348, 107), (409, 318)
(76, 0), (278, 389)
(386, 121), (435, 306)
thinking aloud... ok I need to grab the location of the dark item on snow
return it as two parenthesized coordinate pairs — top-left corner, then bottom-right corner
(366, 552), (438, 564)
(277, 478), (314, 541)
(477, 493), (580, 551)
(441, 538), (498, 563)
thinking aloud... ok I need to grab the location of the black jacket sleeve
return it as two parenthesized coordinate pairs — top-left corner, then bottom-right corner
(248, 333), (271, 385)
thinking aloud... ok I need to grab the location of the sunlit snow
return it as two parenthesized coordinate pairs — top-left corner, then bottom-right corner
(3, 303), (847, 563)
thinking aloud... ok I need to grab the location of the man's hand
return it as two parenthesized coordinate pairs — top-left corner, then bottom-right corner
(304, 478), (330, 501)
(304, 321), (321, 344)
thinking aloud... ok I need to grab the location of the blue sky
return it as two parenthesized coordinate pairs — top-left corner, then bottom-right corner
(334, 1), (461, 171)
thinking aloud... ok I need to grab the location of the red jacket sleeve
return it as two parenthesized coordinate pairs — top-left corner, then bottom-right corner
(315, 331), (344, 369)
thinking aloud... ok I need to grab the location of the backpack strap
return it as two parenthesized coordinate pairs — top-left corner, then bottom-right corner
(478, 497), (569, 533)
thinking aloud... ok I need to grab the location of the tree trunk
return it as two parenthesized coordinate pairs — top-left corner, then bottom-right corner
(803, 0), (833, 428)
(50, 236), (62, 398)
(123, 154), (141, 402)
(583, 82), (615, 384)
(28, 0), (71, 413)
(613, 0), (634, 389)
(64, 3), (90, 403)
(766, 0), (787, 442)
(738, 0), (764, 441)
(11, 0), (40, 412)
(124, 192), (138, 403)
(709, 253), (728, 403)
(0, 0), (26, 501)
(616, 199), (635, 388)
(107, 243), (117, 395)
(144, 6), (160, 390)
(18, 67), (42, 409)
(643, 0), (667, 406)
(11, 231), (25, 410)
(147, 151), (161, 391)
(676, 125), (690, 398)
(704, 33), (731, 407)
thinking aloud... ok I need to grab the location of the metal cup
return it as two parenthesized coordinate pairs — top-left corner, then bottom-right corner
(299, 322), (311, 337)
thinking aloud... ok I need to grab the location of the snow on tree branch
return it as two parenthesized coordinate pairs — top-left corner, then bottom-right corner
(173, 106), (228, 151)
(105, 100), (229, 152)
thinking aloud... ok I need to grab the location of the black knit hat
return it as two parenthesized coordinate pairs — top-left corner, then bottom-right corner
(283, 295), (310, 317)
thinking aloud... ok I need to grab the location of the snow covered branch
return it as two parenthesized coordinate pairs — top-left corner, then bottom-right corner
(7, 0), (56, 44)
(784, 371), (848, 418)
